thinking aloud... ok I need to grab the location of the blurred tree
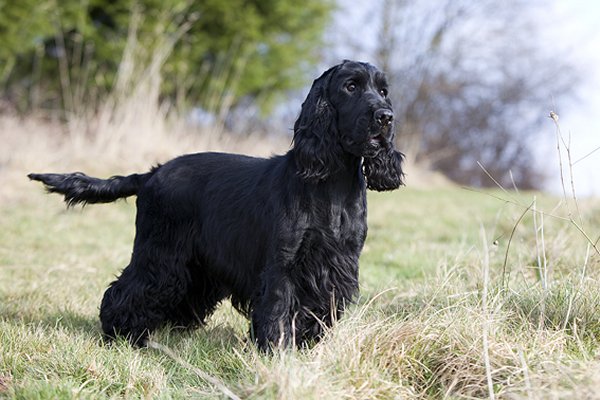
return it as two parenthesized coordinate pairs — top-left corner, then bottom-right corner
(367, 0), (577, 189)
(0, 0), (332, 116)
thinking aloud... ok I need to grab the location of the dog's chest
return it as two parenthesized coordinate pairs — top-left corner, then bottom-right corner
(305, 191), (367, 255)
(329, 200), (363, 241)
(291, 208), (364, 292)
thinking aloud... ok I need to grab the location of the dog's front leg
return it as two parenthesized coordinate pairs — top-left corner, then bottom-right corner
(250, 271), (297, 351)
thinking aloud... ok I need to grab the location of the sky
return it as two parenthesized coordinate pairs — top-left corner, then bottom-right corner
(543, 1), (600, 197)
(328, 0), (600, 197)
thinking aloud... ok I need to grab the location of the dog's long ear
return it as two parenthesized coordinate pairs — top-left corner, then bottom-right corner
(363, 133), (405, 191)
(293, 65), (343, 182)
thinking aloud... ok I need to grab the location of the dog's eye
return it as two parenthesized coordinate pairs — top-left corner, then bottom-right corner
(346, 82), (357, 92)
(379, 88), (388, 97)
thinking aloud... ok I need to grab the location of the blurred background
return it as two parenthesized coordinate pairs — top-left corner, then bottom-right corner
(1, 0), (598, 196)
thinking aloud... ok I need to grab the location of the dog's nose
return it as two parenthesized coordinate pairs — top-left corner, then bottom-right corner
(375, 109), (393, 126)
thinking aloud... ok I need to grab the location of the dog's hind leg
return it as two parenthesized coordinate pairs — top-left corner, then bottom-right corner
(99, 247), (191, 346)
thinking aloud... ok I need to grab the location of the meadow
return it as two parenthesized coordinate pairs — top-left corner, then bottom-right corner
(1, 114), (600, 399)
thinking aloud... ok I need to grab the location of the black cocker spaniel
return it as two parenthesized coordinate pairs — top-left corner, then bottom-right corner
(29, 60), (404, 350)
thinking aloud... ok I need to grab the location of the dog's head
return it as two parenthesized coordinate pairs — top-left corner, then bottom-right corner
(293, 60), (404, 190)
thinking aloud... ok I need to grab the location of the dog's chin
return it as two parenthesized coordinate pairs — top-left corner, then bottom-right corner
(362, 131), (388, 158)
(343, 125), (390, 158)
(342, 138), (382, 158)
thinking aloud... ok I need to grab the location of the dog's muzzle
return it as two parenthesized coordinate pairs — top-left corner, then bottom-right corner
(374, 109), (393, 127)
(368, 108), (393, 140)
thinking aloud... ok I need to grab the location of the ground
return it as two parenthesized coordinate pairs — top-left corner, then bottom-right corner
(2, 183), (600, 399)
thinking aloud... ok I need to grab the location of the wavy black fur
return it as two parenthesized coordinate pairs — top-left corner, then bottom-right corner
(28, 172), (154, 207)
(29, 60), (404, 350)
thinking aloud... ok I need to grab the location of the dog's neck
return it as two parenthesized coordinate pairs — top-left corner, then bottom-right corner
(312, 154), (365, 240)
(318, 153), (364, 198)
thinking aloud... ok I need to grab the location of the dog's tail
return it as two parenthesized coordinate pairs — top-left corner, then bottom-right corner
(28, 170), (156, 207)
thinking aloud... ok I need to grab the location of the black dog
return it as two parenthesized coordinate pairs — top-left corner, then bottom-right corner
(29, 60), (404, 350)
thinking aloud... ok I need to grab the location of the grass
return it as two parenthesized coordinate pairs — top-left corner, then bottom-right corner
(2, 178), (600, 398)
(1, 38), (599, 395)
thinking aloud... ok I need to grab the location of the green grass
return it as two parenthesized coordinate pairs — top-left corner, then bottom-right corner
(1, 187), (600, 399)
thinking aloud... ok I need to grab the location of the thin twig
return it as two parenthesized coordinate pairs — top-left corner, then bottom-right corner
(480, 224), (496, 400)
(502, 201), (535, 288)
(579, 243), (591, 288)
(532, 197), (548, 290)
(147, 340), (242, 400)
(550, 111), (583, 227)
(518, 347), (533, 400)
(541, 211), (548, 287)
(573, 145), (600, 165)
(509, 170), (520, 194)
(550, 111), (569, 206)
(477, 161), (518, 203)
(562, 287), (574, 332)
